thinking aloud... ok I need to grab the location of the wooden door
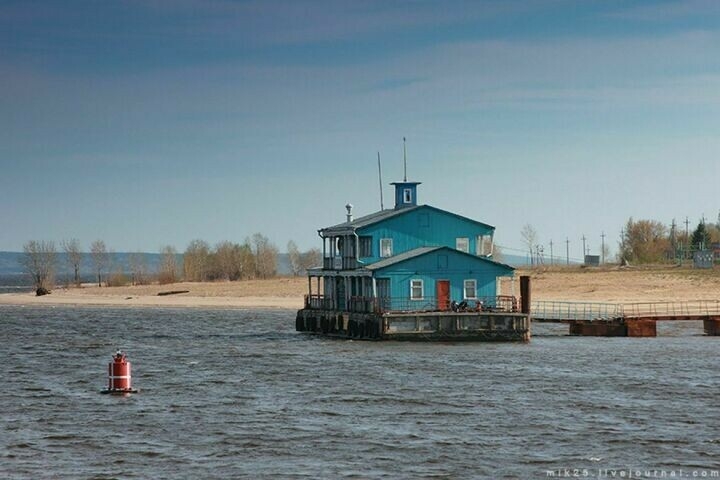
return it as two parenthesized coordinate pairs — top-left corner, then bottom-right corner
(437, 280), (450, 311)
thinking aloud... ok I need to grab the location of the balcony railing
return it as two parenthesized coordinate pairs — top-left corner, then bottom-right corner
(305, 295), (519, 314)
(322, 256), (359, 270)
(305, 294), (336, 310)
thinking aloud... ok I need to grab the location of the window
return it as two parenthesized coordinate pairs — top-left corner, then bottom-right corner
(380, 238), (393, 257)
(477, 234), (493, 256)
(403, 188), (412, 204)
(464, 279), (477, 299)
(359, 236), (373, 257)
(410, 279), (424, 300)
(456, 237), (469, 253)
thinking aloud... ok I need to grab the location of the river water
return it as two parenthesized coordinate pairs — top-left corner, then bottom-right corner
(1, 306), (718, 479)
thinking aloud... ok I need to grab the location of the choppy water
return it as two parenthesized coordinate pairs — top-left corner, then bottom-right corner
(1, 306), (718, 479)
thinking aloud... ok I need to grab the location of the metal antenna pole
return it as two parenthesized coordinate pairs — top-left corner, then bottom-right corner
(377, 152), (384, 210)
(403, 137), (407, 182)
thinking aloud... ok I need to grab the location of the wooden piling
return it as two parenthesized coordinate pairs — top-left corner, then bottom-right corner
(704, 319), (720, 336)
(520, 276), (531, 315)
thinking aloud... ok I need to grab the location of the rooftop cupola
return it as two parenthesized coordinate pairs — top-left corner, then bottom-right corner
(391, 181), (421, 209)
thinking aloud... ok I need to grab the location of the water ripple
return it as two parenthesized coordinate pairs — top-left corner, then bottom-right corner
(1, 306), (718, 478)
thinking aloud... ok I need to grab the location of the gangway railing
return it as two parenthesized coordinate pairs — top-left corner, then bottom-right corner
(531, 300), (720, 322)
(531, 301), (623, 322)
(622, 300), (720, 318)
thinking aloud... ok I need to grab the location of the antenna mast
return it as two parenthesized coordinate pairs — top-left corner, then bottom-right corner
(377, 151), (384, 210)
(403, 137), (407, 182)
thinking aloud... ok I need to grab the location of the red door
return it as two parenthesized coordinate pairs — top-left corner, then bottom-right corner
(437, 280), (450, 311)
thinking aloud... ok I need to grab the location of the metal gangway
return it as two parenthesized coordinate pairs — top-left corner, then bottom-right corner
(531, 301), (622, 322)
(531, 300), (720, 323)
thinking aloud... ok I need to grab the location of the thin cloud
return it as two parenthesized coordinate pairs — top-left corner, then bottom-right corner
(605, 0), (720, 22)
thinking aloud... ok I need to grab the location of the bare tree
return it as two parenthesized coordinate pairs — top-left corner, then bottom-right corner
(298, 248), (321, 274)
(214, 241), (239, 281)
(61, 238), (82, 287)
(129, 252), (148, 285)
(233, 241), (255, 280)
(287, 240), (302, 276)
(251, 233), (278, 279)
(619, 218), (670, 263)
(20, 240), (57, 294)
(90, 240), (109, 287)
(183, 239), (211, 282)
(520, 224), (538, 266)
(158, 245), (178, 284)
(492, 244), (504, 263)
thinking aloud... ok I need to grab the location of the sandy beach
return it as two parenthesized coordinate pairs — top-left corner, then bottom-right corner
(1, 266), (719, 309)
(0, 278), (307, 309)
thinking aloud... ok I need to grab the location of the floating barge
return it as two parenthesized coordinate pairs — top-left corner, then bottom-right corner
(296, 297), (530, 342)
(296, 173), (530, 342)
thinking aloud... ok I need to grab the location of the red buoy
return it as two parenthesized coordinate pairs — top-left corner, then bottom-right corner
(101, 350), (139, 394)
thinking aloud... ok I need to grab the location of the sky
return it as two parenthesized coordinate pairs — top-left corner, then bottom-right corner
(1, 0), (719, 261)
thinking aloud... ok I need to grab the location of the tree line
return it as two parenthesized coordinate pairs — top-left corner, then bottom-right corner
(619, 216), (720, 264)
(19, 234), (321, 293)
(519, 214), (720, 267)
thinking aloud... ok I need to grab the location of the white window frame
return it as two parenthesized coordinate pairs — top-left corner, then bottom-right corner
(463, 279), (477, 300)
(380, 238), (393, 258)
(410, 279), (424, 300)
(456, 237), (469, 253)
(477, 234), (493, 256)
(403, 188), (413, 204)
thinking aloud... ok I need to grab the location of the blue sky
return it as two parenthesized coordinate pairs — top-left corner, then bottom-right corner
(1, 0), (719, 260)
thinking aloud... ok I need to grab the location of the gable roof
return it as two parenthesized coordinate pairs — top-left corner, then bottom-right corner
(320, 204), (494, 234)
(366, 246), (514, 272)
(365, 246), (440, 270)
(320, 206), (421, 233)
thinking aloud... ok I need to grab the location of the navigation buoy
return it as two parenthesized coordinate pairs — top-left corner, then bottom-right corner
(100, 350), (139, 394)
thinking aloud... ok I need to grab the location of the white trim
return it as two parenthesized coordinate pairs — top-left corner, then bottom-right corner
(403, 188), (412, 203)
(463, 279), (477, 299)
(380, 238), (393, 257)
(410, 279), (424, 300)
(456, 237), (469, 253)
(477, 234), (493, 256)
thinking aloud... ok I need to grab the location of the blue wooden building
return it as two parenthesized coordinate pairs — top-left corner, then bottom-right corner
(305, 180), (516, 314)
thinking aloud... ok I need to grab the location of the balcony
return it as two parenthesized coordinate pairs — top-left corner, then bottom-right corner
(322, 256), (359, 270)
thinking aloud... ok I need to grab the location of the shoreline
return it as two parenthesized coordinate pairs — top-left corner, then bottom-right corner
(2, 266), (720, 310)
(0, 278), (307, 310)
(0, 291), (303, 310)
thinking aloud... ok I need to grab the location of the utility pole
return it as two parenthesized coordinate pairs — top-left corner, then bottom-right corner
(582, 235), (587, 264)
(565, 237), (570, 265)
(549, 239), (554, 266)
(600, 232), (605, 264)
(670, 219), (677, 261)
